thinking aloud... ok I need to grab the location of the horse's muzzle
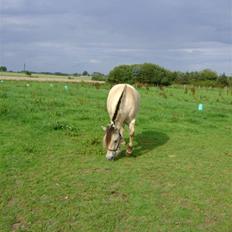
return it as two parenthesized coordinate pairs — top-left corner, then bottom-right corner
(106, 150), (116, 160)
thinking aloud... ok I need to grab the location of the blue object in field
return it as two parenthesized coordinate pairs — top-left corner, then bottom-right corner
(198, 103), (204, 111)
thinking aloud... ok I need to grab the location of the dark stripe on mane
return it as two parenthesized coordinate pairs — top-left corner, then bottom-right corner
(112, 85), (127, 123)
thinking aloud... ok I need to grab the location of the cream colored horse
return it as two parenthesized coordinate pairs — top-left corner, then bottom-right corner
(103, 84), (140, 160)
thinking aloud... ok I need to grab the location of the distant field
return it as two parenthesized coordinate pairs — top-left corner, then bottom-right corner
(0, 71), (92, 80)
(0, 81), (232, 231)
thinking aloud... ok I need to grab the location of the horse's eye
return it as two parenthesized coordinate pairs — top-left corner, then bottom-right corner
(114, 139), (118, 143)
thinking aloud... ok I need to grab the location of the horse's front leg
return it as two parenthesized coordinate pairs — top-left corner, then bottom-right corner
(127, 119), (136, 155)
(120, 126), (126, 145)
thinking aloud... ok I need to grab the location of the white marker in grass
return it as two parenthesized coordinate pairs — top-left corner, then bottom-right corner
(198, 103), (204, 111)
(26, 83), (30, 87)
(64, 85), (69, 90)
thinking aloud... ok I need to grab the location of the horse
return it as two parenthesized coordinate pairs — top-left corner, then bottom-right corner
(102, 84), (140, 160)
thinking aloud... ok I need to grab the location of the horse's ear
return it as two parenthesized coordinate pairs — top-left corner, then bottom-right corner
(101, 126), (106, 131)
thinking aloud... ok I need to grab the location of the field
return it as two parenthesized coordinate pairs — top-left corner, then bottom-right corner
(0, 71), (92, 80)
(0, 81), (232, 231)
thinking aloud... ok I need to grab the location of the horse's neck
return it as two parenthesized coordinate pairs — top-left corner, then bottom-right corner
(114, 118), (124, 129)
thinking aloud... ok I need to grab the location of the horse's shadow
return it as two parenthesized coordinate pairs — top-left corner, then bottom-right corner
(117, 130), (169, 159)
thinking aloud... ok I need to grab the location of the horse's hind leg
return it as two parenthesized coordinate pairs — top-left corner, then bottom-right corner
(127, 119), (136, 155)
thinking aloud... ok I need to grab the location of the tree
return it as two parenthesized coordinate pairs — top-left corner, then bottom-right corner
(161, 70), (173, 86)
(199, 69), (218, 81)
(134, 63), (172, 85)
(217, 73), (229, 86)
(0, 66), (7, 72)
(108, 65), (133, 83)
(73, 73), (80, 77)
(91, 72), (106, 81)
(82, 71), (89, 76)
(25, 71), (32, 76)
(136, 63), (157, 84)
(173, 71), (187, 84)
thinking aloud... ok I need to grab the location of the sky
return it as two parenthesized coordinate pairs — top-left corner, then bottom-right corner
(0, 0), (231, 74)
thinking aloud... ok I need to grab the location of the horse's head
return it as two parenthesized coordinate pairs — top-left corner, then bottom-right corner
(102, 122), (122, 160)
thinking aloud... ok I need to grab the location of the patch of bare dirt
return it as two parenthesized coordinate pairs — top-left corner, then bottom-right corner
(0, 76), (105, 84)
(11, 216), (27, 231)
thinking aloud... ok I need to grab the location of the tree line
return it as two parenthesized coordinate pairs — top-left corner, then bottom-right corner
(107, 63), (232, 87)
(0, 66), (94, 78)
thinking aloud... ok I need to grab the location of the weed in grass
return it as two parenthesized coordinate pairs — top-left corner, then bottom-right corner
(51, 121), (79, 136)
(159, 91), (167, 99)
(0, 92), (8, 98)
(184, 85), (188, 94)
(94, 83), (101, 89)
(190, 86), (196, 96)
(171, 112), (179, 122)
(0, 103), (9, 115)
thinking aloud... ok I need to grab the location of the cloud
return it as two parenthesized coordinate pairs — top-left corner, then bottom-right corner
(0, 0), (231, 74)
(89, 59), (101, 64)
(0, 0), (26, 10)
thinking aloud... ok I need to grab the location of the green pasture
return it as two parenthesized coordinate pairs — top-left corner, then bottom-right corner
(0, 81), (232, 231)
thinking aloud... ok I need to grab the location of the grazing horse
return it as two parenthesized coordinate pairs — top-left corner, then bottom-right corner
(102, 84), (140, 160)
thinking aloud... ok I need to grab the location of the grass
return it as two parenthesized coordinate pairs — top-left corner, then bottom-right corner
(0, 81), (232, 231)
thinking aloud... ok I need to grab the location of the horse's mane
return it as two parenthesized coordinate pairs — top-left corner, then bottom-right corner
(112, 85), (127, 123)
(105, 124), (116, 147)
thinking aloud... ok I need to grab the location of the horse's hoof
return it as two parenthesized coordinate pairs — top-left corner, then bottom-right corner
(126, 146), (133, 155)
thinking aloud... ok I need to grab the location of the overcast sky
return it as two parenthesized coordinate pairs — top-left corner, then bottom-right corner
(0, 0), (231, 74)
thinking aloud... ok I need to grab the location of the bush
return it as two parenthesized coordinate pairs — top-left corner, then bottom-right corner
(217, 73), (229, 87)
(0, 66), (7, 72)
(82, 71), (89, 76)
(108, 65), (133, 83)
(91, 72), (106, 81)
(108, 63), (173, 85)
(25, 71), (32, 76)
(199, 69), (218, 81)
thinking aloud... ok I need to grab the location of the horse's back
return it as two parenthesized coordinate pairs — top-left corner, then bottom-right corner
(107, 84), (140, 122)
